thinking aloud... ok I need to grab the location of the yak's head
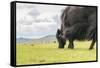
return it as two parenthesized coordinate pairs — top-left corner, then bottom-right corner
(56, 29), (66, 48)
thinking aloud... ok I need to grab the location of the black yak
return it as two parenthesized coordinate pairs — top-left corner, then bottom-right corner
(56, 6), (97, 50)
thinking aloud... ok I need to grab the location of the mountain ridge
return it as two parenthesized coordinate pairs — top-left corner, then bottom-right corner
(16, 35), (56, 43)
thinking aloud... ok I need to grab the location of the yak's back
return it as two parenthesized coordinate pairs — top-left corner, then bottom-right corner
(61, 6), (97, 27)
(61, 6), (97, 40)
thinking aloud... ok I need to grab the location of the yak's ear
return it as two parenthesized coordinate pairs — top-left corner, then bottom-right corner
(57, 29), (61, 35)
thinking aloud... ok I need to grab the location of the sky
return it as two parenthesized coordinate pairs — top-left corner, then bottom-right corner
(16, 3), (66, 39)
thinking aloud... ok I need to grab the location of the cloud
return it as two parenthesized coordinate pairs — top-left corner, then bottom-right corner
(16, 3), (66, 39)
(16, 3), (36, 9)
(28, 8), (40, 17)
(17, 21), (58, 39)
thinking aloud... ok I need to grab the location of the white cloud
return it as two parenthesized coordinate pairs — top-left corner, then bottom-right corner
(16, 3), (66, 39)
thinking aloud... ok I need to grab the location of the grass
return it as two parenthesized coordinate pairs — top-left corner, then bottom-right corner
(16, 41), (96, 65)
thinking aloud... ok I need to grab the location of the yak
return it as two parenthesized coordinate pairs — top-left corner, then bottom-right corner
(56, 6), (97, 50)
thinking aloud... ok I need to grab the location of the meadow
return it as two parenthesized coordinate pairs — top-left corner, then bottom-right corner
(16, 41), (96, 65)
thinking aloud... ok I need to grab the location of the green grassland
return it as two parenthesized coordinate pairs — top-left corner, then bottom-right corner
(16, 41), (96, 65)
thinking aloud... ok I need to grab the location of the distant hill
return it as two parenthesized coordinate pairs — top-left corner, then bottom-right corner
(16, 37), (32, 43)
(39, 35), (56, 41)
(16, 35), (56, 43)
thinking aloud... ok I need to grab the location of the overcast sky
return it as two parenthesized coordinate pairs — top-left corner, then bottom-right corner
(16, 3), (66, 39)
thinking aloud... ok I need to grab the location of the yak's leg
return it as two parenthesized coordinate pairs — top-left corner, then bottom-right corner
(89, 40), (95, 50)
(68, 39), (74, 49)
(89, 32), (96, 50)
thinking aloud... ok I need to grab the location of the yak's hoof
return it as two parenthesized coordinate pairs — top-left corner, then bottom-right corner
(68, 45), (74, 49)
(58, 47), (64, 49)
(89, 48), (94, 50)
(68, 47), (74, 49)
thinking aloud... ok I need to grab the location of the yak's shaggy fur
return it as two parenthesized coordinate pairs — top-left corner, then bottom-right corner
(56, 6), (97, 50)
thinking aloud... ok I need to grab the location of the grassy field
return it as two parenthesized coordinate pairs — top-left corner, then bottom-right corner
(16, 41), (96, 65)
